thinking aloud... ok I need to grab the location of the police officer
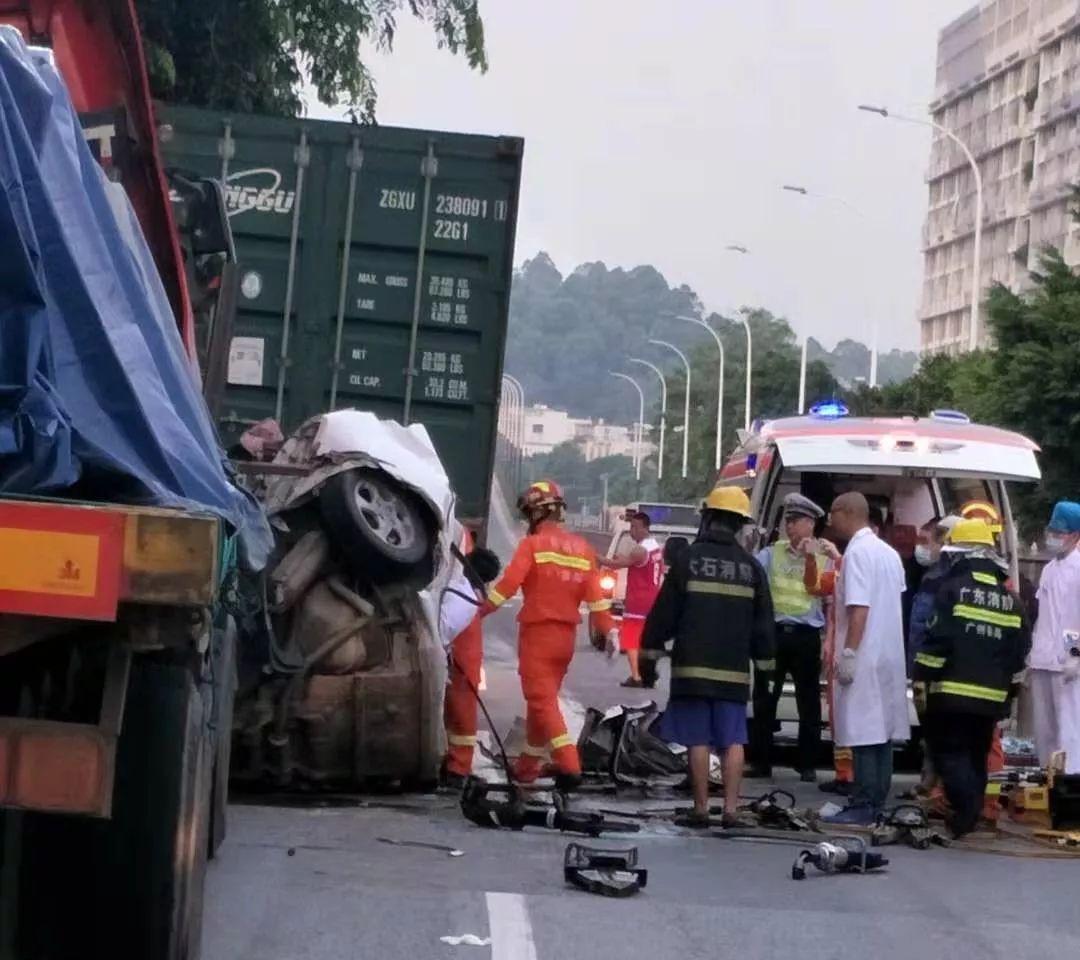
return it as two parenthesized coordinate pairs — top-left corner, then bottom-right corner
(913, 519), (1031, 838)
(642, 487), (776, 827)
(750, 493), (831, 782)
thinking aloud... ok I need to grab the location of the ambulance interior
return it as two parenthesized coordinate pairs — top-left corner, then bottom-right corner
(755, 470), (1014, 569)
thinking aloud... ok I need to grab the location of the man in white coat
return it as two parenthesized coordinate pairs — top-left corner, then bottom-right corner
(824, 492), (911, 824)
(1028, 501), (1080, 773)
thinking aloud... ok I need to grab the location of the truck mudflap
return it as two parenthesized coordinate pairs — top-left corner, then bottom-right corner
(0, 644), (130, 817)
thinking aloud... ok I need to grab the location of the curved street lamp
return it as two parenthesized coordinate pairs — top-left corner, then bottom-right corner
(781, 183), (882, 387)
(648, 339), (691, 479)
(723, 243), (754, 430)
(628, 357), (667, 482)
(859, 104), (984, 351)
(608, 371), (645, 481)
(672, 315), (725, 469)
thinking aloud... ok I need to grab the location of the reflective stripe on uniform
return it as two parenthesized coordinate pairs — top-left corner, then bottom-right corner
(984, 782), (1002, 796)
(971, 572), (998, 586)
(953, 604), (1022, 629)
(686, 581), (755, 599)
(521, 743), (547, 757)
(914, 652), (946, 669)
(447, 733), (477, 747)
(534, 551), (592, 572)
(929, 680), (1008, 703)
(487, 588), (507, 606)
(550, 733), (574, 750)
(672, 665), (750, 685)
(588, 599), (613, 612)
(754, 659), (776, 672)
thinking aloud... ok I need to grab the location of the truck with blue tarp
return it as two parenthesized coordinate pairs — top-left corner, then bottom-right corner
(0, 3), (270, 957)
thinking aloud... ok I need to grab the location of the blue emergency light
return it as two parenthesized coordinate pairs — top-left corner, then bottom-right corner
(808, 400), (849, 420)
(930, 409), (971, 424)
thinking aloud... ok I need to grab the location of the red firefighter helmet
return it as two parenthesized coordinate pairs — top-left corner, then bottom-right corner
(517, 480), (566, 519)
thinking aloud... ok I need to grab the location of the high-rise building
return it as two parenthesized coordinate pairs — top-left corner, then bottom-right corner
(921, 0), (1080, 354)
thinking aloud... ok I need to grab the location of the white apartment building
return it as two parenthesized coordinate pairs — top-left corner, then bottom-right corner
(921, 0), (1080, 354)
(521, 404), (654, 462)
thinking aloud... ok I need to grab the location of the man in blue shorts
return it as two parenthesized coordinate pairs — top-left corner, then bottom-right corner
(642, 486), (776, 827)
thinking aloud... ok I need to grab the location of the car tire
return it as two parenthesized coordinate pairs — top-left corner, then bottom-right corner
(318, 468), (434, 584)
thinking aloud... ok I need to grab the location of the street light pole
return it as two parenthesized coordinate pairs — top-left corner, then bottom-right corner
(672, 315), (725, 469)
(628, 358), (667, 482)
(797, 335), (808, 414)
(724, 243), (754, 430)
(858, 104), (984, 351)
(503, 374), (525, 490)
(781, 184), (882, 386)
(608, 372), (645, 482)
(648, 339), (691, 479)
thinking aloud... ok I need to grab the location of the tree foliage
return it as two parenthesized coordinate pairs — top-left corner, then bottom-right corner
(508, 253), (903, 426)
(522, 444), (647, 515)
(844, 247), (1080, 538)
(134, 0), (487, 119)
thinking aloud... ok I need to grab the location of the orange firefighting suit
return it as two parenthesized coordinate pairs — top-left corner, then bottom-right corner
(444, 531), (484, 778)
(482, 521), (615, 779)
(806, 562), (854, 784)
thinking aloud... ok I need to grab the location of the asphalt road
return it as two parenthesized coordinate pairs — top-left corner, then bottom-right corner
(201, 508), (1080, 959)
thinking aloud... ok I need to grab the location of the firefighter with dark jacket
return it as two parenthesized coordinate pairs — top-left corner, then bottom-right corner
(643, 486), (776, 828)
(912, 518), (1031, 838)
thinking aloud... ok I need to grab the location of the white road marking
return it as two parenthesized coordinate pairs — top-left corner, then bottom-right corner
(441, 933), (493, 946)
(485, 891), (538, 960)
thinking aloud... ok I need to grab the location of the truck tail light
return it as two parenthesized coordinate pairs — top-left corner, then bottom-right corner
(0, 721), (114, 817)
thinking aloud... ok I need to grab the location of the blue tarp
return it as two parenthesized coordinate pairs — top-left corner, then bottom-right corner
(0, 28), (270, 569)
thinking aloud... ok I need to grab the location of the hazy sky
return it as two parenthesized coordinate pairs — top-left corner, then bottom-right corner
(309, 1), (975, 350)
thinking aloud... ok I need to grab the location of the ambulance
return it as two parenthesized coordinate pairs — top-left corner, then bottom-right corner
(720, 402), (1041, 750)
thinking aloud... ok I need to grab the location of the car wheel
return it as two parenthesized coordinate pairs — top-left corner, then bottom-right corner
(319, 468), (434, 583)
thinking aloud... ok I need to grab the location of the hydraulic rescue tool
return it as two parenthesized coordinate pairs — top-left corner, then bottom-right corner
(791, 841), (889, 880)
(871, 805), (950, 850)
(460, 777), (640, 837)
(563, 843), (648, 897)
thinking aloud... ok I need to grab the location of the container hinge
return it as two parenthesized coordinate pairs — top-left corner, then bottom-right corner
(421, 154), (439, 177)
(347, 142), (364, 171)
(295, 139), (312, 168)
(219, 121), (236, 161)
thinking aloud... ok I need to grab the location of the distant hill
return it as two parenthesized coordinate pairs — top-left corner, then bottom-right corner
(507, 253), (916, 423)
(807, 337), (917, 388)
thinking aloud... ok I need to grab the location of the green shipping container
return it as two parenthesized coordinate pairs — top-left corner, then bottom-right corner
(157, 105), (524, 524)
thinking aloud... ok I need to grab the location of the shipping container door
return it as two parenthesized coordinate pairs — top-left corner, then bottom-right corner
(322, 128), (522, 521)
(159, 108), (337, 444)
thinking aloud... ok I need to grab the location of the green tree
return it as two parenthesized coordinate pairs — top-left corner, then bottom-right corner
(982, 250), (1080, 534)
(135, 0), (486, 119)
(522, 445), (652, 513)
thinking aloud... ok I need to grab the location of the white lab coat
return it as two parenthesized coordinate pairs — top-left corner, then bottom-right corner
(833, 528), (911, 748)
(1028, 549), (1080, 772)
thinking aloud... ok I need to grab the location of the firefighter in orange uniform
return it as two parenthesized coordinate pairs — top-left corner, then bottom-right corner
(442, 530), (502, 789)
(482, 480), (617, 790)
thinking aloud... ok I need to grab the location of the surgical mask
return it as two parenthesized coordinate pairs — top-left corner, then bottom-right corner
(1045, 534), (1074, 557)
(914, 545), (934, 567)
